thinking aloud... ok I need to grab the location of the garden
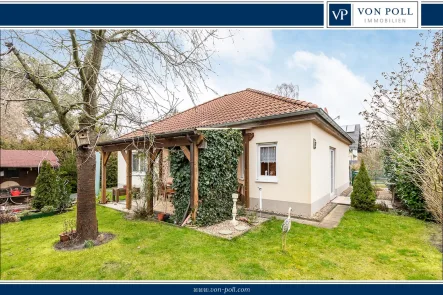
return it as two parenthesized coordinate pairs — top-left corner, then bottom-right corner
(1, 205), (441, 280)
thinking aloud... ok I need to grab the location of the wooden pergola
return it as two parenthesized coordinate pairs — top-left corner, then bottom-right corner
(97, 130), (251, 221)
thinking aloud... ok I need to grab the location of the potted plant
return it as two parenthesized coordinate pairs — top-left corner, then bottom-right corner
(59, 220), (70, 242)
(59, 219), (76, 242)
(68, 219), (76, 237)
(157, 212), (165, 221)
(157, 180), (168, 222)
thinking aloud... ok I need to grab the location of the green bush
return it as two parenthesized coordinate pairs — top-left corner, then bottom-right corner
(106, 153), (118, 188)
(384, 144), (432, 220)
(32, 160), (72, 212)
(170, 130), (243, 226)
(59, 152), (77, 193)
(53, 173), (72, 212)
(351, 160), (376, 211)
(395, 173), (431, 220)
(32, 161), (57, 210)
(84, 240), (94, 249)
(41, 205), (55, 213)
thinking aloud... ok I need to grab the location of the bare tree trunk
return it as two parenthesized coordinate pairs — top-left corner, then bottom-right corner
(76, 131), (98, 241)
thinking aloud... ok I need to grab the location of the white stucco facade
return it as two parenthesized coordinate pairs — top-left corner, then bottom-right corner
(248, 121), (350, 216)
(117, 151), (145, 188)
(116, 121), (350, 217)
(117, 149), (172, 189)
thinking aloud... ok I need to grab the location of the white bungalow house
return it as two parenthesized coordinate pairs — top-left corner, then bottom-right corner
(107, 88), (353, 217)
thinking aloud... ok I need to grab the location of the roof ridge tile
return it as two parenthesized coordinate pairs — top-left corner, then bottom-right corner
(118, 88), (320, 139)
(245, 88), (318, 108)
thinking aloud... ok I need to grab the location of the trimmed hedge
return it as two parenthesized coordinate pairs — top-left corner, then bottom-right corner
(170, 130), (243, 226)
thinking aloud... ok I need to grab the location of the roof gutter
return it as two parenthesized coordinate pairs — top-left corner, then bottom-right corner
(205, 108), (354, 144)
(99, 108), (353, 146)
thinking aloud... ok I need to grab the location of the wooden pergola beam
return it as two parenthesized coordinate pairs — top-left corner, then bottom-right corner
(121, 150), (132, 210)
(180, 146), (191, 161)
(100, 136), (193, 153)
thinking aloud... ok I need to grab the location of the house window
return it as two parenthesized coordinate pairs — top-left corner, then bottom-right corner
(239, 152), (245, 179)
(5, 168), (19, 178)
(132, 153), (147, 173)
(257, 143), (277, 182)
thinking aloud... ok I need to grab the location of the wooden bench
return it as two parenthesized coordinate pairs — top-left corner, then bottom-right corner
(111, 187), (141, 202)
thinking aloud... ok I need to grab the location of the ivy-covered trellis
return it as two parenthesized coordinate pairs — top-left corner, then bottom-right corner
(170, 130), (243, 226)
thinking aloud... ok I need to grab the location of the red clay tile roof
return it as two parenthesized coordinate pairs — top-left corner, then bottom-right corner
(120, 88), (319, 139)
(0, 150), (59, 168)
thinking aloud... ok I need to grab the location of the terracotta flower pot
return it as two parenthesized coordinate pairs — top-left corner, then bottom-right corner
(157, 213), (165, 221)
(59, 233), (70, 242)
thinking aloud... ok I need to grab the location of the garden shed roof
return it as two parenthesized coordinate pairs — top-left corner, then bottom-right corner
(0, 150), (60, 168)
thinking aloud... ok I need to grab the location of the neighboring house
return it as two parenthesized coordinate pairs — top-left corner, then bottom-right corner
(108, 88), (353, 217)
(340, 124), (362, 164)
(0, 150), (59, 188)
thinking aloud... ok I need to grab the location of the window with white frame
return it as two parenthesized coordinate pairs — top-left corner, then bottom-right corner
(132, 152), (147, 173)
(257, 143), (277, 181)
(239, 152), (245, 179)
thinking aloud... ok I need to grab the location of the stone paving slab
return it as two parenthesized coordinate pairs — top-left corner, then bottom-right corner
(318, 205), (349, 228)
(99, 198), (175, 214)
(265, 205), (348, 229)
(196, 218), (268, 239)
(332, 196), (393, 208)
(332, 196), (351, 205)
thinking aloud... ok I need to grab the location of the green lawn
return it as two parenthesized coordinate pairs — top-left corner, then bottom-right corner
(1, 206), (441, 280)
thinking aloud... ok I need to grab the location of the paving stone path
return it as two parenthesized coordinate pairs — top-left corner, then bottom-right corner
(317, 205), (349, 228)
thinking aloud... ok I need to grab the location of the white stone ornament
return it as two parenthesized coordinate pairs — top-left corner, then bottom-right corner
(231, 193), (238, 226)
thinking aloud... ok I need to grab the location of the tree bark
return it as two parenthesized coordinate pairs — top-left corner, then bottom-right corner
(71, 30), (106, 241)
(75, 131), (98, 241)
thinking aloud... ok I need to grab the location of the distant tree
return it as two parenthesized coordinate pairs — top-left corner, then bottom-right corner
(351, 160), (376, 211)
(0, 57), (29, 139)
(1, 56), (80, 138)
(273, 82), (298, 99)
(360, 147), (383, 182)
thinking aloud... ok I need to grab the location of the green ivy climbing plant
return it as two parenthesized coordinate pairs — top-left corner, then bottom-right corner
(169, 130), (243, 226)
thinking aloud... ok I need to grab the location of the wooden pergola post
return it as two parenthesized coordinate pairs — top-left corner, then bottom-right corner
(120, 150), (132, 210)
(100, 151), (111, 204)
(243, 132), (254, 208)
(190, 141), (199, 221)
(159, 149), (164, 184)
(147, 147), (160, 215)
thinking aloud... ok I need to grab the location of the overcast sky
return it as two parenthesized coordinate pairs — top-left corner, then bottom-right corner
(177, 30), (424, 127)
